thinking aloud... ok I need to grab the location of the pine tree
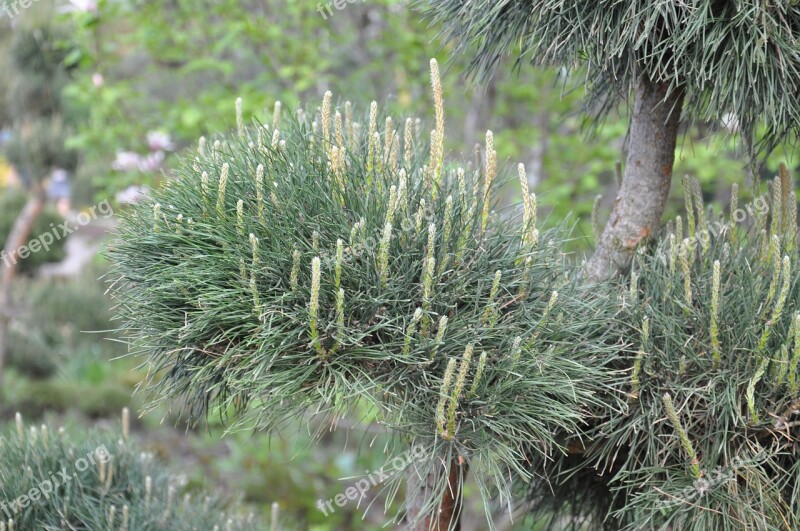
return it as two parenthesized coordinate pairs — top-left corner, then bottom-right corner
(109, 62), (624, 530)
(423, 0), (800, 280)
(0, 7), (78, 390)
(1, 410), (264, 529)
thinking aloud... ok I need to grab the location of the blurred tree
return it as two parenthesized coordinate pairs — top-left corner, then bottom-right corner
(63, 0), (459, 199)
(62, 0), (622, 220)
(0, 4), (78, 392)
(0, 189), (67, 273)
(425, 0), (800, 279)
(0, 14), (11, 128)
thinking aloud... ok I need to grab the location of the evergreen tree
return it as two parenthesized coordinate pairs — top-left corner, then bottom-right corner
(423, 0), (800, 280)
(0, 6), (78, 390)
(108, 46), (800, 531)
(109, 63), (624, 529)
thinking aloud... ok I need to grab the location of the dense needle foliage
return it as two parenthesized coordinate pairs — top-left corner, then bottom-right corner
(109, 62), (626, 526)
(526, 172), (800, 530)
(424, 0), (800, 153)
(0, 411), (260, 530)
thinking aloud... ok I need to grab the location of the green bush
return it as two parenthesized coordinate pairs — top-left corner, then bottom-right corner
(7, 379), (133, 420)
(0, 412), (264, 530)
(6, 329), (58, 379)
(0, 188), (66, 273)
(5, 268), (122, 381)
(109, 64), (623, 526)
(22, 267), (118, 338)
(530, 175), (800, 530)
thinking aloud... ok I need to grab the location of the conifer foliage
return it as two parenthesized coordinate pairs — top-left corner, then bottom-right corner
(108, 50), (800, 530)
(0, 411), (261, 530)
(109, 61), (624, 528)
(529, 170), (800, 530)
(425, 0), (800, 151)
(424, 0), (800, 281)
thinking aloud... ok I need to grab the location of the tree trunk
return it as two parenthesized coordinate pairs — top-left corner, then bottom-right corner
(585, 76), (685, 281)
(406, 457), (467, 530)
(0, 189), (45, 393)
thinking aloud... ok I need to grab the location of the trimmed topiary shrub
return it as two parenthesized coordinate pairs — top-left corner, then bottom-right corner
(527, 172), (800, 530)
(109, 61), (624, 528)
(0, 411), (263, 530)
(0, 188), (66, 273)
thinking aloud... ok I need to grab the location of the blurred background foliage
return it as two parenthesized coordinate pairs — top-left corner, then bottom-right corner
(59, 0), (797, 244)
(0, 0), (796, 529)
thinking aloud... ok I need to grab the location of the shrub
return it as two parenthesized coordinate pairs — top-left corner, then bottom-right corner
(0, 411), (263, 530)
(5, 268), (123, 380)
(22, 267), (119, 340)
(109, 62), (624, 527)
(531, 173), (800, 530)
(6, 379), (133, 419)
(0, 188), (66, 273)
(5, 329), (57, 379)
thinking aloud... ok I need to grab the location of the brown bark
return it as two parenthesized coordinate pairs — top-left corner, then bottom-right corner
(406, 457), (467, 531)
(586, 76), (685, 281)
(0, 188), (45, 392)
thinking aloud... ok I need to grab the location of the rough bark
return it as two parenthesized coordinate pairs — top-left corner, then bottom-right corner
(406, 458), (467, 531)
(0, 189), (45, 393)
(586, 76), (685, 281)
